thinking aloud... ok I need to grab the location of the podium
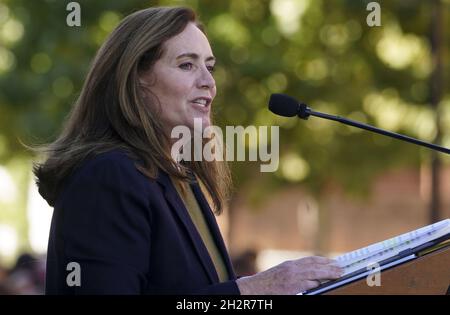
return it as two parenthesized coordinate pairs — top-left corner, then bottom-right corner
(325, 245), (450, 295)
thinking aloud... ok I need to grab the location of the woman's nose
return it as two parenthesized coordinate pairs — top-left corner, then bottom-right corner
(197, 66), (215, 90)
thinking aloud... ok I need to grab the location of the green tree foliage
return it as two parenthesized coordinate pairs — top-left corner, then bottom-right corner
(1, 0), (449, 201)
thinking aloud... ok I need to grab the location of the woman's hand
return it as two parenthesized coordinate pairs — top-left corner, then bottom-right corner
(235, 256), (343, 295)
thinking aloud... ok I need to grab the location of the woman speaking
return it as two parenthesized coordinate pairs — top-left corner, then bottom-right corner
(34, 6), (342, 294)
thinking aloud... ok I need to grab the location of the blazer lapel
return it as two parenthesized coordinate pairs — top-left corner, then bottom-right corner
(156, 171), (219, 283)
(190, 182), (237, 280)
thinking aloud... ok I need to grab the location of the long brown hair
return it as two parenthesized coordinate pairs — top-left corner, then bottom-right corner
(32, 6), (231, 214)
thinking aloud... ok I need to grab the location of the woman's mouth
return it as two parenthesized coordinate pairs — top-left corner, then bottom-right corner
(190, 97), (212, 112)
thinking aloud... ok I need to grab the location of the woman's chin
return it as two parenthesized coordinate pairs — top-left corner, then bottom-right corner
(189, 116), (211, 131)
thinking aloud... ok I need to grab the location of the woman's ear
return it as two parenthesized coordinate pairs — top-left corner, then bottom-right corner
(138, 71), (158, 104)
(138, 70), (156, 87)
(138, 76), (152, 99)
(138, 77), (149, 89)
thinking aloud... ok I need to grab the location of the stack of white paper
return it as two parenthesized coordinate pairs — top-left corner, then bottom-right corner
(334, 218), (450, 276)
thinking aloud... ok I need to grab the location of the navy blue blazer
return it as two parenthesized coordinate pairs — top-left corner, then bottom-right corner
(45, 149), (240, 294)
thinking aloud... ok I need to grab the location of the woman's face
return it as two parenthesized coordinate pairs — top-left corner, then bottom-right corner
(140, 22), (216, 133)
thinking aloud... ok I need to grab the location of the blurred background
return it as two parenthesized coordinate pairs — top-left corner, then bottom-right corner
(0, 0), (449, 294)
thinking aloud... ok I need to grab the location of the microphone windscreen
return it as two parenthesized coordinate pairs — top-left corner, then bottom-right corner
(268, 94), (299, 117)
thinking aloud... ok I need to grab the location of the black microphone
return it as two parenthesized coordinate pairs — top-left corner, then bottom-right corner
(268, 93), (450, 155)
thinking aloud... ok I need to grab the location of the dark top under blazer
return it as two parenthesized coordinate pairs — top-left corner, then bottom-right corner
(45, 149), (240, 294)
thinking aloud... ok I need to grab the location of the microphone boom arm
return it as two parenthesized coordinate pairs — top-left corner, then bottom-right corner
(299, 105), (450, 155)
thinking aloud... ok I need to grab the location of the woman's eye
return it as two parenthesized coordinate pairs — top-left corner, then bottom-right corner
(179, 63), (193, 70)
(207, 65), (215, 74)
